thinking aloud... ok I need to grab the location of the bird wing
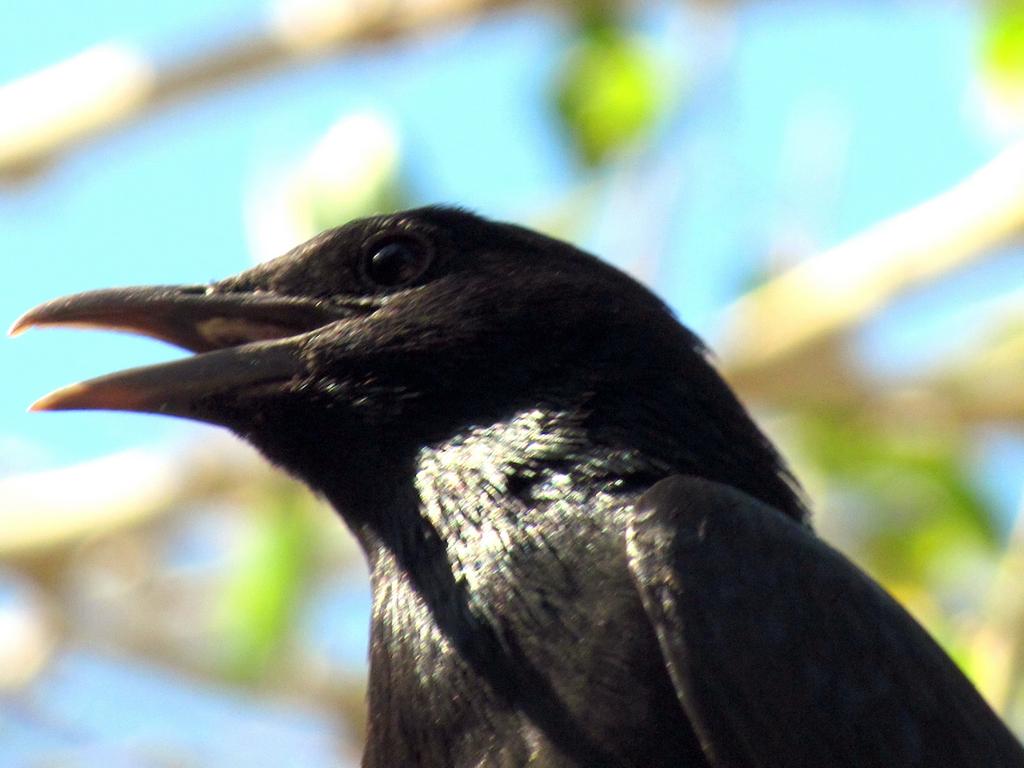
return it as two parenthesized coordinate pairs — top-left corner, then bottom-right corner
(626, 474), (1024, 768)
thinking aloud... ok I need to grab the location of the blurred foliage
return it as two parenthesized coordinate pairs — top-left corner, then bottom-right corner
(216, 480), (320, 683)
(792, 408), (1009, 698)
(297, 113), (408, 235)
(983, 2), (1024, 91)
(553, 10), (664, 166)
(798, 410), (999, 582)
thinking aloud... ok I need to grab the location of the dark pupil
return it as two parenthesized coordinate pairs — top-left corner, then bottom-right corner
(368, 242), (422, 286)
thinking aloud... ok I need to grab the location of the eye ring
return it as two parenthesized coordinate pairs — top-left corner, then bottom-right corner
(361, 235), (433, 289)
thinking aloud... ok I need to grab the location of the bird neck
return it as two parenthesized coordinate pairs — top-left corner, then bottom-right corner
(337, 373), (807, 562)
(413, 404), (664, 520)
(342, 404), (660, 575)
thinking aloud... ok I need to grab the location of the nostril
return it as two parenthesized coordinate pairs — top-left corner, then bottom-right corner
(174, 285), (212, 295)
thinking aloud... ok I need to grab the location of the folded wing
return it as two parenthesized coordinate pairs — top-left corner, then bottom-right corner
(627, 475), (1024, 768)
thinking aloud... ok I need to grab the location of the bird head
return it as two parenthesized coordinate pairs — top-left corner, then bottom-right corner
(12, 207), (804, 521)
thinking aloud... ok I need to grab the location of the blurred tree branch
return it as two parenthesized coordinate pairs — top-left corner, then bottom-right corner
(0, 439), (299, 564)
(721, 141), (1024, 426)
(0, 0), (540, 179)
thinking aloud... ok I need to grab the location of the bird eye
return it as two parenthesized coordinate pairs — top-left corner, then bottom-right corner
(364, 238), (431, 288)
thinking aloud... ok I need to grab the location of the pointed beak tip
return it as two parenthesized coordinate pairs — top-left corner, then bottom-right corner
(8, 316), (30, 338)
(28, 385), (80, 412)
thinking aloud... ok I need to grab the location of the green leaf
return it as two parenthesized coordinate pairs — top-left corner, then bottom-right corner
(983, 3), (1024, 89)
(796, 410), (999, 587)
(554, 20), (663, 167)
(216, 483), (317, 682)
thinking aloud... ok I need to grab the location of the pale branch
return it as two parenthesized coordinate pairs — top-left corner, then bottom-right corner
(921, 302), (1024, 425)
(724, 291), (1024, 428)
(0, 438), (296, 561)
(720, 141), (1024, 396)
(0, 0), (537, 179)
(0, 450), (179, 557)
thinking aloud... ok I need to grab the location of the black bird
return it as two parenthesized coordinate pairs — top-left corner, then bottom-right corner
(12, 207), (1024, 767)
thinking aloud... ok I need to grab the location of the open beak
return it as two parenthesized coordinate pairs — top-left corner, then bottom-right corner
(10, 285), (352, 418)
